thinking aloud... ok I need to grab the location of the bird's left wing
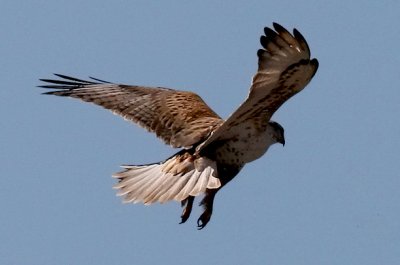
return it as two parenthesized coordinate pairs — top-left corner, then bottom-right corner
(198, 23), (318, 150)
(40, 74), (223, 148)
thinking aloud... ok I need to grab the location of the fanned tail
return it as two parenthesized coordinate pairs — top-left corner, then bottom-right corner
(112, 155), (221, 205)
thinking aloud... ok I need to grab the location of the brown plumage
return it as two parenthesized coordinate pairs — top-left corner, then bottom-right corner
(41, 77), (222, 148)
(39, 23), (318, 229)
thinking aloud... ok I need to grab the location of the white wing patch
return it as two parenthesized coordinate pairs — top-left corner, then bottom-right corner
(112, 156), (220, 205)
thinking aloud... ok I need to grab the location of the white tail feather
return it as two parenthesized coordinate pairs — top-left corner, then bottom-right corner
(189, 169), (209, 196)
(158, 172), (192, 203)
(145, 173), (180, 204)
(112, 156), (220, 204)
(174, 170), (201, 201)
(141, 173), (173, 203)
(115, 166), (159, 196)
(143, 173), (176, 205)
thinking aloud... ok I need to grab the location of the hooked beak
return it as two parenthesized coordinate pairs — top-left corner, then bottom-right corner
(278, 137), (285, 146)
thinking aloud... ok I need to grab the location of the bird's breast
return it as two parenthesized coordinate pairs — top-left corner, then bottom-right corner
(213, 130), (274, 165)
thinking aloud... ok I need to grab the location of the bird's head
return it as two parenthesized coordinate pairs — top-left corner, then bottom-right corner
(269, 121), (285, 146)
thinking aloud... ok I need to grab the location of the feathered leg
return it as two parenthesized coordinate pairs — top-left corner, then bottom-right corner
(197, 189), (217, 229)
(180, 196), (194, 224)
(196, 163), (242, 230)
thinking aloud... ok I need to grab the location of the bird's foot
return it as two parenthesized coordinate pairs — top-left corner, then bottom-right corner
(197, 210), (212, 230)
(179, 196), (194, 224)
(196, 189), (216, 230)
(197, 197), (212, 230)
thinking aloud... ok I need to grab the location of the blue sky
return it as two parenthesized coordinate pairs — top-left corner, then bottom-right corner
(1, 1), (399, 264)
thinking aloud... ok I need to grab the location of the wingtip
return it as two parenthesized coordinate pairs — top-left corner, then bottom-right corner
(259, 35), (268, 48)
(53, 73), (63, 78)
(310, 58), (319, 75)
(311, 58), (319, 66)
(293, 27), (310, 53)
(272, 22), (284, 31)
(263, 26), (277, 38)
(293, 28), (304, 41)
(88, 76), (112, 84)
(256, 48), (266, 57)
(41, 91), (68, 96)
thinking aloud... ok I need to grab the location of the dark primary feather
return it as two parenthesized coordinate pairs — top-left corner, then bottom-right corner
(39, 74), (108, 91)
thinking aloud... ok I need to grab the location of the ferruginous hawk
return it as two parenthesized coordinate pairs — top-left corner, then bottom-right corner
(39, 23), (318, 229)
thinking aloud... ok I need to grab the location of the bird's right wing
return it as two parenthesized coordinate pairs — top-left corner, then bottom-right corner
(40, 74), (223, 148)
(198, 23), (318, 151)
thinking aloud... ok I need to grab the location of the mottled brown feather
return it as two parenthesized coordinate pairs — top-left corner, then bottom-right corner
(41, 80), (222, 148)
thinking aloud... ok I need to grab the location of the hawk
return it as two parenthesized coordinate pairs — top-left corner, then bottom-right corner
(39, 23), (318, 229)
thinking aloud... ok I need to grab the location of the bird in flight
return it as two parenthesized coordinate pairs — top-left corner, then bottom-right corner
(39, 23), (318, 229)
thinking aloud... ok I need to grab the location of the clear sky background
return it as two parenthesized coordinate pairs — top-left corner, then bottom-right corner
(1, 1), (399, 264)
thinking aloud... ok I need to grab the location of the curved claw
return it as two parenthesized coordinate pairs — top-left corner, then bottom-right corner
(197, 218), (206, 230)
(197, 211), (212, 230)
(180, 212), (190, 224)
(196, 188), (217, 229)
(180, 218), (188, 224)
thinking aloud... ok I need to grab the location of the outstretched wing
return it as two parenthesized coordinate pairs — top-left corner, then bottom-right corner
(199, 23), (319, 149)
(40, 74), (223, 148)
